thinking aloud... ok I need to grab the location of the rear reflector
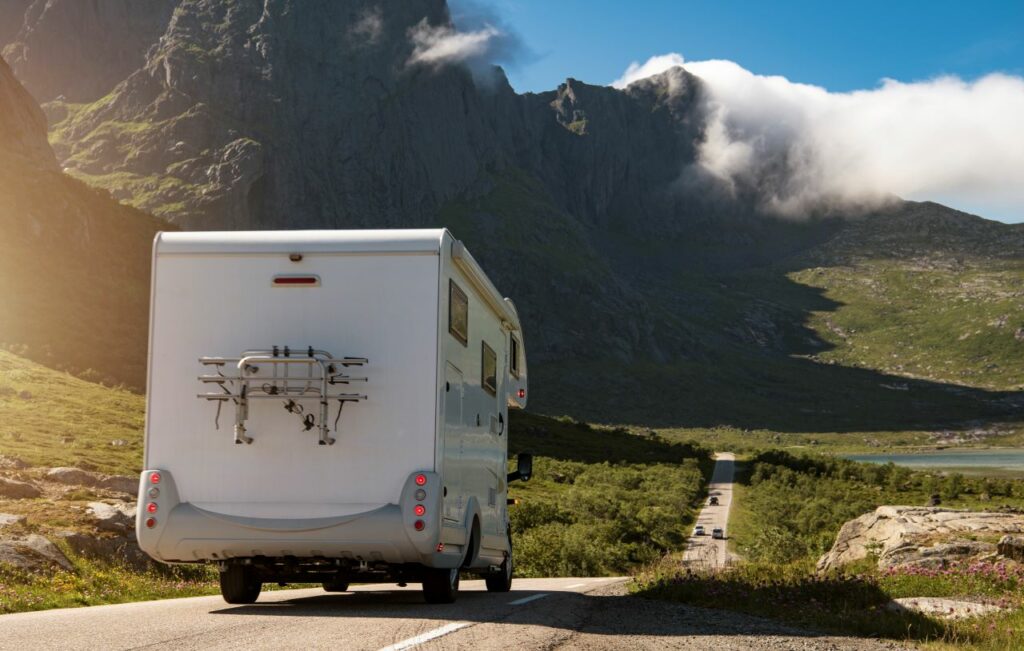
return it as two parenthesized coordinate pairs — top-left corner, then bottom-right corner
(145, 517), (157, 529)
(273, 275), (320, 287)
(414, 520), (425, 531)
(518, 389), (526, 399)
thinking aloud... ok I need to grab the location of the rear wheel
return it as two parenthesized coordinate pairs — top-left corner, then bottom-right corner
(485, 534), (513, 593)
(219, 565), (261, 604)
(422, 567), (460, 604)
(322, 580), (350, 592)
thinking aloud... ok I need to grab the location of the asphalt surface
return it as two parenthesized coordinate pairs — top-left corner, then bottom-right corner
(0, 577), (906, 650)
(684, 452), (737, 569)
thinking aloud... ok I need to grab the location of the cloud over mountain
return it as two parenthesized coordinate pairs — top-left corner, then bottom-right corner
(615, 54), (1024, 221)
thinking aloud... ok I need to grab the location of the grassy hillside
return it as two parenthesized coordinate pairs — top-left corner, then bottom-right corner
(0, 350), (143, 473)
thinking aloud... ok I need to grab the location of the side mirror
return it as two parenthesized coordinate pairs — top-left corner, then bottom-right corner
(507, 452), (533, 483)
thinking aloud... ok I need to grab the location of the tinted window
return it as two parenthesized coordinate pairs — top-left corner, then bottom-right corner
(510, 335), (520, 378)
(449, 280), (468, 346)
(482, 341), (497, 396)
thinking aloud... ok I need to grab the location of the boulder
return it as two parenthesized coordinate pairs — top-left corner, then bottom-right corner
(888, 597), (1008, 620)
(98, 475), (138, 495)
(0, 476), (42, 499)
(997, 535), (1024, 562)
(817, 506), (1024, 572)
(47, 467), (101, 487)
(86, 501), (136, 533)
(57, 531), (152, 571)
(0, 513), (27, 529)
(0, 534), (73, 572)
(0, 455), (30, 469)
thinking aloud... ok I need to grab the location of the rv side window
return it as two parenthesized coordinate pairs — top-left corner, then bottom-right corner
(482, 341), (497, 396)
(510, 335), (520, 378)
(449, 280), (468, 346)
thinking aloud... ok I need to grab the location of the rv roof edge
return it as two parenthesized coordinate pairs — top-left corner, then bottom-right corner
(155, 229), (448, 255)
(450, 239), (518, 329)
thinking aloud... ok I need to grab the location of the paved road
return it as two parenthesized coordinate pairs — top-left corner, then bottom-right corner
(0, 577), (904, 651)
(684, 452), (736, 569)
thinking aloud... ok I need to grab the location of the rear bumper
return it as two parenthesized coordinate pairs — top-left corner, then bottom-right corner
(135, 469), (458, 568)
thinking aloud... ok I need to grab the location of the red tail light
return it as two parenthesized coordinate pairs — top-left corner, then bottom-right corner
(414, 474), (427, 486)
(146, 503), (158, 513)
(414, 520), (425, 531)
(145, 517), (157, 529)
(149, 472), (161, 485)
(518, 389), (526, 399)
(414, 505), (426, 516)
(437, 543), (445, 552)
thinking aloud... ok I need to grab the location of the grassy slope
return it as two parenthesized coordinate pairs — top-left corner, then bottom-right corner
(0, 350), (143, 473)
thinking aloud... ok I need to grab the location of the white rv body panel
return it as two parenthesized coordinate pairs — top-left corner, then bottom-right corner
(139, 229), (527, 573)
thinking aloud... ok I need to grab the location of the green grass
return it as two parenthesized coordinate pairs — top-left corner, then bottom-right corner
(0, 351), (144, 474)
(0, 551), (218, 614)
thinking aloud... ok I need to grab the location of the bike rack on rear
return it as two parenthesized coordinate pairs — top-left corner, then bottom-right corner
(197, 346), (367, 446)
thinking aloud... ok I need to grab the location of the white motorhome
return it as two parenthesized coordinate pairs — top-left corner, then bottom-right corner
(137, 229), (531, 604)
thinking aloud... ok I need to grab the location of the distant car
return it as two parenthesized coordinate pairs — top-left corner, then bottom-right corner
(712, 528), (725, 539)
(694, 525), (705, 536)
(708, 496), (719, 506)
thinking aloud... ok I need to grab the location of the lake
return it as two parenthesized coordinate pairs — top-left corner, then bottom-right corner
(845, 449), (1024, 477)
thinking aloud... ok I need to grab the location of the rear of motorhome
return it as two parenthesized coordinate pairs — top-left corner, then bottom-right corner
(137, 229), (531, 604)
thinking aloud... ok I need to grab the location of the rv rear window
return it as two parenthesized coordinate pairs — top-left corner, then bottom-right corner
(449, 280), (469, 346)
(482, 341), (497, 396)
(510, 335), (521, 378)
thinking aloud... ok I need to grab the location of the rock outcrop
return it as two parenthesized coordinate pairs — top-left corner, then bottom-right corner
(0, 533), (73, 572)
(46, 467), (137, 495)
(997, 534), (1024, 563)
(86, 501), (136, 533)
(0, 54), (55, 167)
(1, 0), (179, 103)
(817, 506), (1024, 572)
(0, 476), (42, 499)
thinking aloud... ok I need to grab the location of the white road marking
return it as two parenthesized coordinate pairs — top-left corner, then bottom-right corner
(564, 583), (586, 589)
(378, 622), (471, 651)
(508, 593), (550, 605)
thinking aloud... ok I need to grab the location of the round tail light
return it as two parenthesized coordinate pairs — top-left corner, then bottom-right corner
(414, 520), (425, 531)
(145, 517), (157, 529)
(414, 504), (426, 516)
(414, 474), (427, 486)
(146, 503), (158, 513)
(149, 472), (161, 485)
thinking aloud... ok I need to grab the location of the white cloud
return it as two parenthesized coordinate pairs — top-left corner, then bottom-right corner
(614, 53), (1024, 220)
(408, 19), (502, 67)
(611, 53), (686, 89)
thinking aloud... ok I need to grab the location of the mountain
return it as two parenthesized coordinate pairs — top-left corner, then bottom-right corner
(1, 1), (1021, 429)
(2, 0), (177, 104)
(0, 54), (165, 388)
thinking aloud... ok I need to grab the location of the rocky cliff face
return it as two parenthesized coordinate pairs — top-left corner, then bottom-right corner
(1, 0), (178, 103)
(0, 54), (54, 167)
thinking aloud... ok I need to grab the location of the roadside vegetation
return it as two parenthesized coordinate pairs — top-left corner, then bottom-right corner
(634, 451), (1024, 649)
(507, 411), (713, 577)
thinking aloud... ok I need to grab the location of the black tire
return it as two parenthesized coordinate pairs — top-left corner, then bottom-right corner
(219, 565), (261, 604)
(422, 567), (460, 604)
(322, 580), (350, 592)
(485, 534), (513, 593)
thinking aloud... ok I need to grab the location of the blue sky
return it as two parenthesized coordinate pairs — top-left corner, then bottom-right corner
(478, 0), (1024, 93)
